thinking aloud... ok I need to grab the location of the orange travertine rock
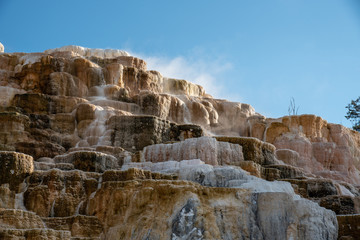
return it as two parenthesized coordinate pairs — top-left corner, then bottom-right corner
(249, 114), (360, 185)
(0, 45), (356, 239)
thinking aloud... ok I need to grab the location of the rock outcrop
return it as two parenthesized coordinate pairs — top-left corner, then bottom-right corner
(0, 45), (358, 239)
(248, 115), (360, 185)
(0, 151), (33, 191)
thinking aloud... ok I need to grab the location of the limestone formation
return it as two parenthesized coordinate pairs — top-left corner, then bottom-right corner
(216, 136), (277, 165)
(0, 45), (359, 238)
(44, 45), (130, 59)
(119, 160), (337, 239)
(0, 151), (33, 191)
(107, 115), (203, 152)
(53, 151), (121, 172)
(42, 215), (103, 238)
(320, 195), (360, 215)
(142, 136), (244, 166)
(0, 209), (45, 229)
(0, 228), (71, 239)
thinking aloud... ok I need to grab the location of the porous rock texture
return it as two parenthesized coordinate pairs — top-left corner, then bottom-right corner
(0, 45), (359, 239)
(249, 115), (360, 185)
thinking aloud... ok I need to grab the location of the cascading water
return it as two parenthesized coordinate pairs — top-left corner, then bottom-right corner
(75, 83), (114, 148)
(0, 86), (26, 107)
(75, 200), (84, 215)
(88, 175), (102, 200)
(50, 200), (56, 217)
(85, 176), (103, 215)
(82, 105), (108, 146)
(97, 176), (102, 190)
(14, 177), (29, 210)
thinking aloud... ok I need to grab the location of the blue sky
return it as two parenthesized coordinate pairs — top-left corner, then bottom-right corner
(1, 0), (360, 127)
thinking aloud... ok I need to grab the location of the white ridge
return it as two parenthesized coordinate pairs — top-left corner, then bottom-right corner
(44, 45), (130, 58)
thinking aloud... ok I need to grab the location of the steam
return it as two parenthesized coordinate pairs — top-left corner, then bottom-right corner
(129, 52), (232, 98)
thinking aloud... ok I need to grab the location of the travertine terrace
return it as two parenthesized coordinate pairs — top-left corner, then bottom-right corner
(0, 44), (359, 239)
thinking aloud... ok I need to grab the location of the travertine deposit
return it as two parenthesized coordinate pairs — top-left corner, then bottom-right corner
(0, 45), (359, 239)
(249, 115), (360, 185)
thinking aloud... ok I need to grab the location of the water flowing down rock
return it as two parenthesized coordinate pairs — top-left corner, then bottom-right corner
(0, 45), (359, 239)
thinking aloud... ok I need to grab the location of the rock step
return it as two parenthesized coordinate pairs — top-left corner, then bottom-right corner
(107, 115), (203, 152)
(215, 136), (276, 165)
(68, 147), (97, 152)
(281, 178), (339, 199)
(53, 151), (121, 173)
(238, 161), (307, 181)
(262, 164), (306, 181)
(102, 168), (177, 182)
(0, 209), (45, 229)
(0, 151), (34, 192)
(42, 215), (103, 238)
(24, 168), (175, 219)
(0, 228), (71, 239)
(34, 161), (74, 171)
(142, 136), (244, 166)
(319, 195), (360, 215)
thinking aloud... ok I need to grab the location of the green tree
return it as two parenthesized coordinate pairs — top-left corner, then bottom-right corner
(345, 97), (360, 131)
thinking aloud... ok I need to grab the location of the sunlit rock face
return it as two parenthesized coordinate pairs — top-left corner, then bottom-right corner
(0, 45), (359, 238)
(44, 45), (130, 59)
(248, 114), (360, 185)
(117, 160), (338, 239)
(0, 42), (4, 53)
(142, 136), (244, 166)
(3, 162), (335, 240)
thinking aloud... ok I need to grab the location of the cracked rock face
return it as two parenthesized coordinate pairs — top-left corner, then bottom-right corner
(171, 198), (203, 240)
(1, 45), (358, 239)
